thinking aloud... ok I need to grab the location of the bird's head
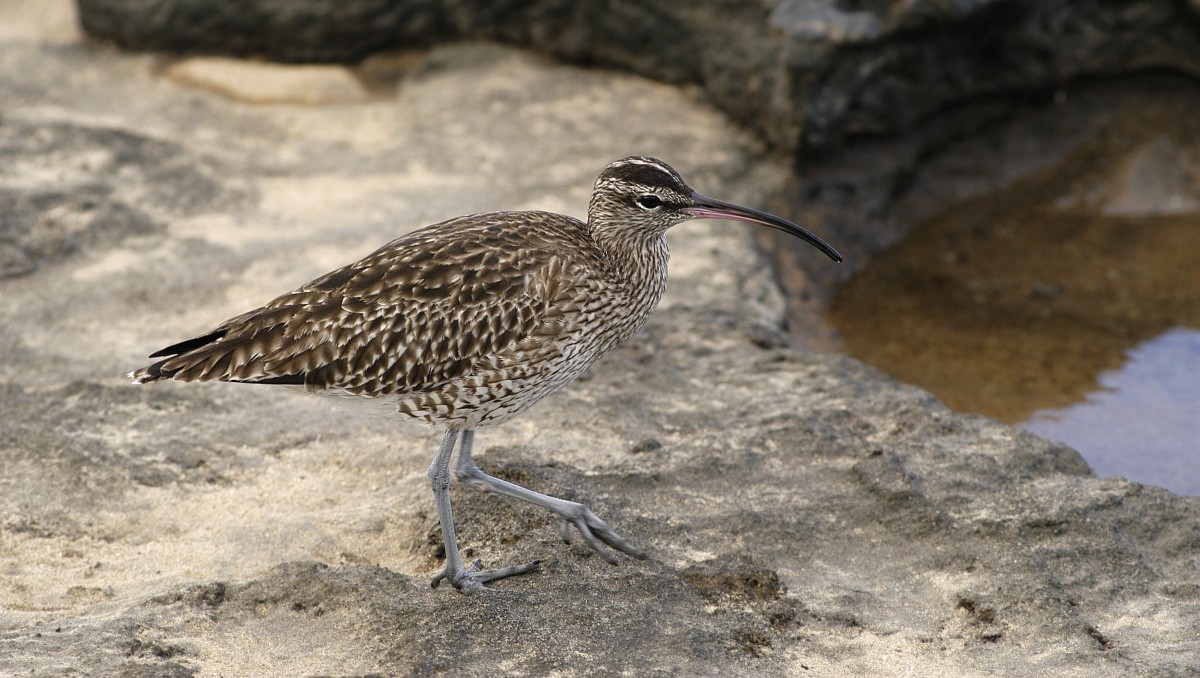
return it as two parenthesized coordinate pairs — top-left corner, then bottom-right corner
(587, 156), (842, 263)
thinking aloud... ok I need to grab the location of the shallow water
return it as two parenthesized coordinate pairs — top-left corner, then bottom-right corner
(1026, 328), (1200, 495)
(829, 83), (1200, 495)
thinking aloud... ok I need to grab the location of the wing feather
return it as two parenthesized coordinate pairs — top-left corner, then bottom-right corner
(131, 213), (598, 399)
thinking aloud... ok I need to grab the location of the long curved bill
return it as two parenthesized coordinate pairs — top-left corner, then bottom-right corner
(685, 192), (843, 263)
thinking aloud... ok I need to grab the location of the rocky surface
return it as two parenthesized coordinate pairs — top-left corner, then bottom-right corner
(2, 3), (1199, 676)
(75, 0), (1200, 154)
(72, 0), (1200, 336)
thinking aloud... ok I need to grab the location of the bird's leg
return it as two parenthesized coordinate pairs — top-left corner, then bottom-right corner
(454, 430), (648, 564)
(428, 430), (540, 592)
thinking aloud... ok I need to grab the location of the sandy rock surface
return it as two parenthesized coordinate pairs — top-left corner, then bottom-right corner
(2, 4), (1198, 676)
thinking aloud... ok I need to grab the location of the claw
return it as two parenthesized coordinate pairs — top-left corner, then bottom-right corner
(431, 558), (542, 593)
(558, 502), (648, 564)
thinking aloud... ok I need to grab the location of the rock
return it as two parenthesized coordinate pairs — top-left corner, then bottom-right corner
(2, 3), (1198, 676)
(164, 58), (370, 105)
(75, 0), (1200, 154)
(71, 0), (1200, 330)
(766, 73), (1200, 342)
(0, 0), (81, 44)
(77, 0), (443, 62)
(0, 119), (234, 278)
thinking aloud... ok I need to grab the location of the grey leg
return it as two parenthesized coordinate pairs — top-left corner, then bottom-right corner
(454, 430), (648, 564)
(428, 430), (540, 592)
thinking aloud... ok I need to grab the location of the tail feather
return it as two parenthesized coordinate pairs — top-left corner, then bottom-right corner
(130, 328), (229, 384)
(129, 321), (312, 387)
(129, 357), (177, 384)
(147, 329), (227, 359)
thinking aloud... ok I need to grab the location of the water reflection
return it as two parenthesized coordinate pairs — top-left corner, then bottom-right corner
(827, 82), (1200, 496)
(1025, 328), (1200, 496)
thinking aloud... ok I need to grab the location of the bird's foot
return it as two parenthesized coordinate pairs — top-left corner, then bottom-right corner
(430, 557), (541, 593)
(558, 501), (648, 565)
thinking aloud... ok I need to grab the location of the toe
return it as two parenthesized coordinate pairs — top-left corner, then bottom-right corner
(560, 502), (646, 563)
(431, 558), (542, 593)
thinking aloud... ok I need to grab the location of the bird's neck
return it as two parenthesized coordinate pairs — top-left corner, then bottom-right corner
(590, 226), (671, 319)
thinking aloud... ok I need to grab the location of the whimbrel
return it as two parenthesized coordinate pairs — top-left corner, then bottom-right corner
(131, 157), (842, 593)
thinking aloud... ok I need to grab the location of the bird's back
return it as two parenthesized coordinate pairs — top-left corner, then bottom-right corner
(132, 210), (651, 426)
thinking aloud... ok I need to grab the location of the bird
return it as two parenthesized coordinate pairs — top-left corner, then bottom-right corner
(130, 156), (842, 593)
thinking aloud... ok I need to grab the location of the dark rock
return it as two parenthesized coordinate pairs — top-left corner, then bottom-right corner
(77, 0), (447, 62)
(75, 0), (1200, 154)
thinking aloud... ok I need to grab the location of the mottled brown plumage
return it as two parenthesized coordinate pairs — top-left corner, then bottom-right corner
(132, 157), (841, 593)
(137, 212), (627, 427)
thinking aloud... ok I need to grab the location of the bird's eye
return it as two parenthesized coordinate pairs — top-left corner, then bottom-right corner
(635, 194), (663, 210)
